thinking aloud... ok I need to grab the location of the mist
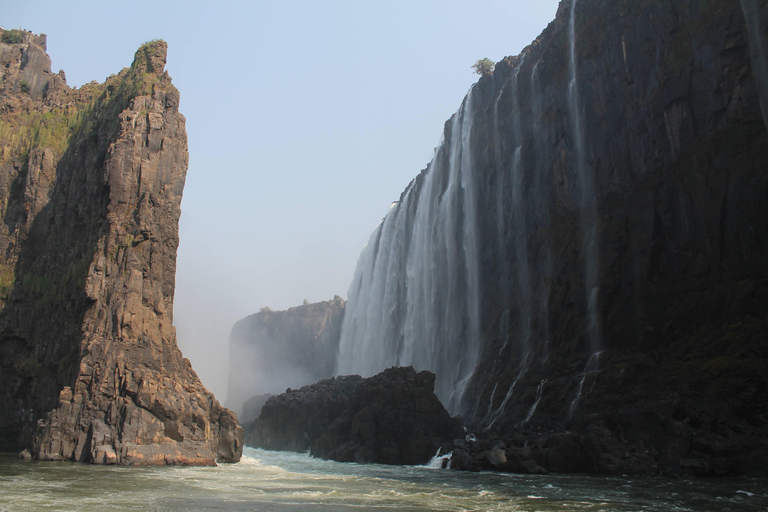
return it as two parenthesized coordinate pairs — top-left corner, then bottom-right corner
(226, 299), (345, 416)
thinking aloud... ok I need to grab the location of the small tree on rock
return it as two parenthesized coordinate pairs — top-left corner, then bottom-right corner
(472, 58), (495, 77)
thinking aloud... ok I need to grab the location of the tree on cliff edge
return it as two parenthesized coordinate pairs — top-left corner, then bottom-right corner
(472, 58), (495, 76)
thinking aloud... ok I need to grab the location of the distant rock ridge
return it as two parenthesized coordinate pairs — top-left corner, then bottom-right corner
(228, 296), (345, 417)
(0, 29), (243, 465)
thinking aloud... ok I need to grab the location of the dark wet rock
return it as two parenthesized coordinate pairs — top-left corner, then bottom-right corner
(445, 0), (768, 477)
(246, 366), (463, 465)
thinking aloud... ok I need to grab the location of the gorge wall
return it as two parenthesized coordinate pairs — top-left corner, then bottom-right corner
(0, 30), (243, 464)
(338, 0), (768, 474)
(228, 297), (345, 419)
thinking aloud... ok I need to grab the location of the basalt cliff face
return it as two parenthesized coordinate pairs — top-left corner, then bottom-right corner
(228, 297), (345, 419)
(0, 30), (243, 464)
(339, 0), (768, 475)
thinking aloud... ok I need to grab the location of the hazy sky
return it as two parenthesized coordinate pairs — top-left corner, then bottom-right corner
(6, 0), (560, 402)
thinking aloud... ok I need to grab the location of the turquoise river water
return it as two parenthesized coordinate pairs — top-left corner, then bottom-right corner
(1, 448), (766, 511)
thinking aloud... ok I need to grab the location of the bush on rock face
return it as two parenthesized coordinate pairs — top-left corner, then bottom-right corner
(472, 58), (495, 76)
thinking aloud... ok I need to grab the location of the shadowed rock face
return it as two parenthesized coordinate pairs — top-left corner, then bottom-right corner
(0, 30), (243, 465)
(246, 366), (464, 465)
(337, 0), (768, 476)
(459, 0), (768, 476)
(228, 297), (345, 417)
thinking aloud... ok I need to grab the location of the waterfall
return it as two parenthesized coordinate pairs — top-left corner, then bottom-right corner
(479, 58), (536, 430)
(568, 0), (601, 354)
(521, 378), (547, 426)
(464, 63), (520, 422)
(740, 0), (768, 128)
(485, 355), (529, 430)
(425, 448), (453, 469)
(339, 0), (603, 422)
(569, 351), (602, 418)
(493, 71), (513, 355)
(337, 87), (481, 413)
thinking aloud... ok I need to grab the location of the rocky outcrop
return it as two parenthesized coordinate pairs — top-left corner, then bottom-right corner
(0, 30), (243, 464)
(246, 366), (464, 465)
(337, 0), (768, 476)
(228, 297), (344, 416)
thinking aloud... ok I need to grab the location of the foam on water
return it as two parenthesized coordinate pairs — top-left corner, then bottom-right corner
(424, 449), (452, 469)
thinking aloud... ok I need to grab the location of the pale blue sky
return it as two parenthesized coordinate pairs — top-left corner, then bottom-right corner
(6, 0), (561, 401)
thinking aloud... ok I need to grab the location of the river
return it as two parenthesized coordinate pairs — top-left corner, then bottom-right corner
(1, 448), (766, 511)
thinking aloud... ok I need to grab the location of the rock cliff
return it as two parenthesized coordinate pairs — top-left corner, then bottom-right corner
(0, 30), (243, 464)
(228, 297), (344, 418)
(337, 0), (768, 476)
(246, 366), (464, 465)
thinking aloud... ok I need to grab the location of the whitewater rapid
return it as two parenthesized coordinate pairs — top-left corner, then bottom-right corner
(1, 449), (766, 511)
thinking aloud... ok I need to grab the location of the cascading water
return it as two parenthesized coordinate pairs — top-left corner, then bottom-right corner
(492, 73), (513, 355)
(465, 63), (521, 423)
(522, 378), (547, 426)
(568, 0), (601, 355)
(569, 350), (602, 418)
(425, 448), (453, 469)
(340, 0), (603, 425)
(482, 58), (538, 429)
(740, 0), (768, 128)
(337, 88), (481, 413)
(485, 359), (527, 430)
(328, 0), (762, 456)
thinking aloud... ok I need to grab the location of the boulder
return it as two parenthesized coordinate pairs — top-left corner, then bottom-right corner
(246, 366), (463, 465)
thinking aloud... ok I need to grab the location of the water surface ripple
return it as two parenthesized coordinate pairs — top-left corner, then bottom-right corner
(1, 448), (766, 511)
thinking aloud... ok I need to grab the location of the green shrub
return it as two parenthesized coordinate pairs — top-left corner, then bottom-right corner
(1, 30), (24, 44)
(20, 80), (29, 93)
(472, 58), (495, 77)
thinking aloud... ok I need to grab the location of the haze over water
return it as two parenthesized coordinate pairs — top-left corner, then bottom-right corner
(1, 449), (766, 511)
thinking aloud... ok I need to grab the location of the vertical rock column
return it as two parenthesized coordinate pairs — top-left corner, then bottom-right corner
(0, 33), (242, 464)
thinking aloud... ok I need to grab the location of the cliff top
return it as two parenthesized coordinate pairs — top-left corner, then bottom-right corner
(130, 39), (167, 77)
(0, 28), (47, 50)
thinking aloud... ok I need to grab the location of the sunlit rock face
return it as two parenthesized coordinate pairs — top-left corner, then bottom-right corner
(0, 30), (243, 465)
(339, 0), (768, 475)
(228, 297), (345, 418)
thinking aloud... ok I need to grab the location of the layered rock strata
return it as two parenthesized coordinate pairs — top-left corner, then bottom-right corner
(0, 30), (242, 464)
(246, 366), (464, 465)
(228, 297), (345, 417)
